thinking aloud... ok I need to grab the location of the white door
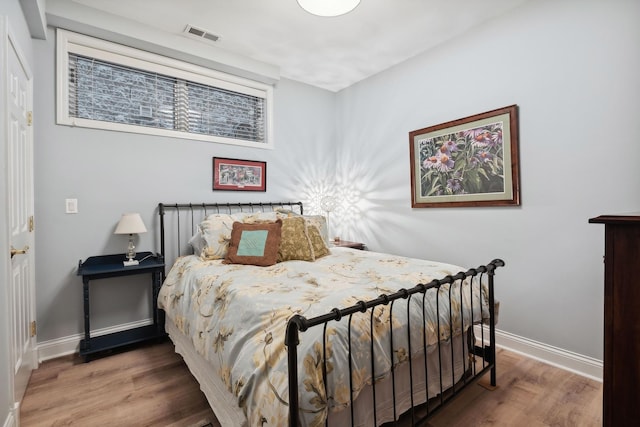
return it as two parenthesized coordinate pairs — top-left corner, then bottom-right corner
(4, 19), (36, 410)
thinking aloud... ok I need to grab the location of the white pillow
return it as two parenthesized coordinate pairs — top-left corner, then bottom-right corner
(188, 231), (206, 256)
(199, 214), (235, 260)
(230, 211), (280, 224)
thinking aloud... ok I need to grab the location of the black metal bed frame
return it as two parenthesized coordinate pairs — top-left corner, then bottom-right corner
(157, 201), (504, 427)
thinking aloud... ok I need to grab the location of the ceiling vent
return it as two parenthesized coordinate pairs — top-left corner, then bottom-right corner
(184, 25), (221, 43)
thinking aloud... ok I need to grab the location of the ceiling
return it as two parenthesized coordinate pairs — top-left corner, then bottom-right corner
(70, 0), (529, 92)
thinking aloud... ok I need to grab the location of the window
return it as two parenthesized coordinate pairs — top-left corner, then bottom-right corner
(57, 29), (273, 149)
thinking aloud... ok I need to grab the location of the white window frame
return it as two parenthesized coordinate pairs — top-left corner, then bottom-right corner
(56, 29), (274, 149)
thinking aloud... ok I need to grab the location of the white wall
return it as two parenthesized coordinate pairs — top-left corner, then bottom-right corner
(33, 28), (337, 343)
(29, 0), (640, 372)
(335, 0), (640, 360)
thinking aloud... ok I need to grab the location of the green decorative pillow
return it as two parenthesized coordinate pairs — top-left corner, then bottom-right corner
(278, 216), (314, 262)
(307, 225), (330, 259)
(223, 220), (282, 266)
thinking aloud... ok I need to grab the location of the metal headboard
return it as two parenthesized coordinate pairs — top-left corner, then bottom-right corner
(157, 201), (304, 270)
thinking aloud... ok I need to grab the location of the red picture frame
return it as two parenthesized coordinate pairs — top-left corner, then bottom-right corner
(212, 157), (266, 192)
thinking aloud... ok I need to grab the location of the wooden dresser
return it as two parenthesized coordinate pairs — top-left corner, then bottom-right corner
(589, 213), (640, 426)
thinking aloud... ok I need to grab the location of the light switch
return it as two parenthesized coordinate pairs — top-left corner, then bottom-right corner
(65, 198), (78, 214)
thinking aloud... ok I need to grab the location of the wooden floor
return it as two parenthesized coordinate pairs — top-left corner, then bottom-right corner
(425, 349), (602, 427)
(20, 341), (218, 427)
(20, 341), (602, 426)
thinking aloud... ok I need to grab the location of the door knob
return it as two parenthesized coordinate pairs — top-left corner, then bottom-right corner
(10, 245), (29, 259)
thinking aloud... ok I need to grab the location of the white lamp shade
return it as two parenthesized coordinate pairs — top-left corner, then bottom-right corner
(297, 0), (360, 17)
(114, 213), (147, 234)
(320, 196), (338, 212)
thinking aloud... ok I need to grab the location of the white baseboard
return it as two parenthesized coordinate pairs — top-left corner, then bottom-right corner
(2, 410), (16, 427)
(37, 318), (153, 362)
(476, 326), (603, 382)
(36, 320), (602, 382)
(2, 401), (17, 427)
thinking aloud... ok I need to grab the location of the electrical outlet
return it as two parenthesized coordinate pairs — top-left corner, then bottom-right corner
(65, 198), (78, 214)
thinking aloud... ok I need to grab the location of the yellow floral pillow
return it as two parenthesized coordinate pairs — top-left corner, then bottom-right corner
(277, 216), (314, 262)
(275, 210), (329, 245)
(303, 215), (329, 245)
(307, 225), (330, 259)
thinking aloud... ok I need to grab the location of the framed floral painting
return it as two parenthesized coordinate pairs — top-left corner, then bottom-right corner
(409, 105), (520, 208)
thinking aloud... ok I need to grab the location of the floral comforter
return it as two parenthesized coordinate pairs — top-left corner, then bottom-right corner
(158, 248), (489, 427)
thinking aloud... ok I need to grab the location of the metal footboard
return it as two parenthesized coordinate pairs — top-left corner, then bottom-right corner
(285, 259), (504, 426)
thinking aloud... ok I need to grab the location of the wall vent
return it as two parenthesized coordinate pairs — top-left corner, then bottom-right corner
(184, 25), (221, 43)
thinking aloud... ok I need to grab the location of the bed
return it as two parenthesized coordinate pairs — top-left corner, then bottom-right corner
(156, 201), (504, 426)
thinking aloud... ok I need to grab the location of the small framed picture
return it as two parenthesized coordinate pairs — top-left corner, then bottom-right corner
(213, 157), (266, 192)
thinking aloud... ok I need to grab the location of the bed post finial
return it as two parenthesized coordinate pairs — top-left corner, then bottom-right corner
(487, 258), (503, 386)
(158, 203), (166, 259)
(285, 316), (305, 427)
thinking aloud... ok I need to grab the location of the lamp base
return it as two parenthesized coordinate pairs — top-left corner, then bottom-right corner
(123, 259), (139, 267)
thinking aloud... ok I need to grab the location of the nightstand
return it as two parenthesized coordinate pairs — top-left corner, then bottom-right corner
(77, 252), (166, 362)
(332, 239), (366, 250)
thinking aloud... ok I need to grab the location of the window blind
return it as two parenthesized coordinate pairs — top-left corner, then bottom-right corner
(67, 53), (267, 144)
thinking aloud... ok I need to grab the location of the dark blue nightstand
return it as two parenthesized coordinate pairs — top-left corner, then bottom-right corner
(77, 252), (166, 361)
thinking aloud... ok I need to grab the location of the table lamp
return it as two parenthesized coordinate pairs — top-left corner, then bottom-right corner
(320, 195), (338, 242)
(114, 213), (147, 266)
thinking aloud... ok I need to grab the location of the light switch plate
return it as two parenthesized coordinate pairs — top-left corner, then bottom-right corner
(65, 198), (78, 214)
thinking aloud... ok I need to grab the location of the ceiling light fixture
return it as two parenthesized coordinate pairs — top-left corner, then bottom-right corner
(297, 0), (361, 17)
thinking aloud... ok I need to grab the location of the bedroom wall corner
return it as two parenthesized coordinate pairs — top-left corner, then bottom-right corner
(32, 21), (337, 346)
(334, 0), (640, 363)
